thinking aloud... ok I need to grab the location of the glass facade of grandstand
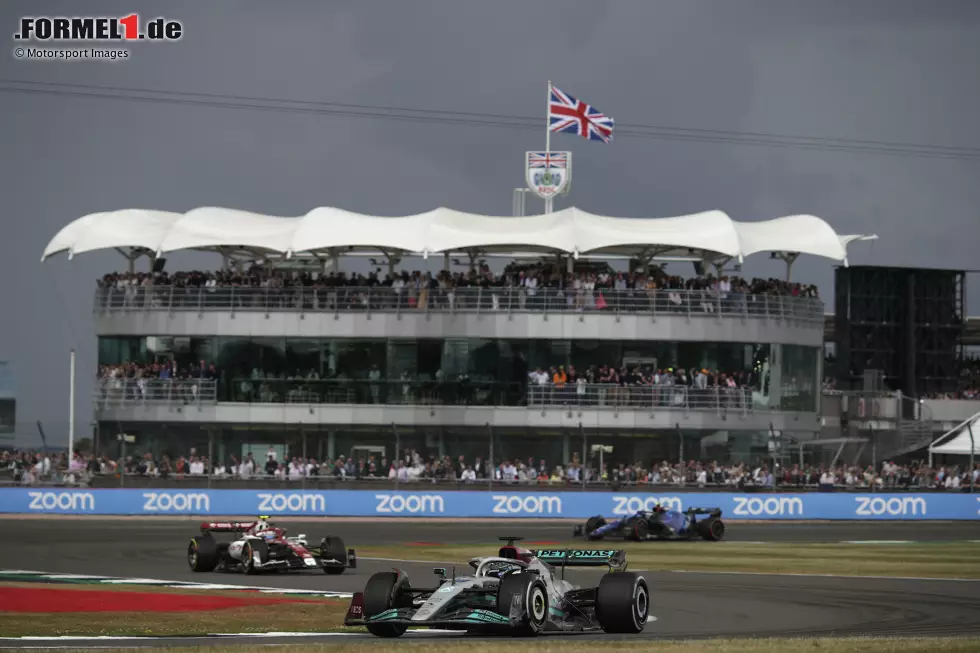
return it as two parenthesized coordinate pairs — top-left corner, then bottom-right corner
(97, 336), (820, 412)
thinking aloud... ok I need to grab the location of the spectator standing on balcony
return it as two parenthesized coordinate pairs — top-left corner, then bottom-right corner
(288, 458), (304, 480)
(553, 366), (567, 402)
(264, 454), (277, 477)
(189, 456), (205, 475)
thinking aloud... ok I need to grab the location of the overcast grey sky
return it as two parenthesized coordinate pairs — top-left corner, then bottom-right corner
(1, 0), (978, 446)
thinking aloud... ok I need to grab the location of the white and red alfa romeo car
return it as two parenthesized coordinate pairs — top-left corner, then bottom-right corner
(188, 516), (356, 575)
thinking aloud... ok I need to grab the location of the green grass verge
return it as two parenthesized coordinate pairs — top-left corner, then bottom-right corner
(356, 541), (980, 579)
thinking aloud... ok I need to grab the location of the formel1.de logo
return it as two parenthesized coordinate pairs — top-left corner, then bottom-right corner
(14, 15), (182, 42)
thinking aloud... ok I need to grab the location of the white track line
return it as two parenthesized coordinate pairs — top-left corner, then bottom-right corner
(844, 540), (914, 544)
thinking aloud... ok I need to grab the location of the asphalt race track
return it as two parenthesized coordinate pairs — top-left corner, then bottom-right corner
(2, 519), (980, 647)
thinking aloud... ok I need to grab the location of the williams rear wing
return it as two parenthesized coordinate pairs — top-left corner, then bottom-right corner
(532, 549), (626, 569)
(686, 507), (722, 517)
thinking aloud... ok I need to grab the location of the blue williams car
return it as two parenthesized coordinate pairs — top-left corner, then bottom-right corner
(573, 506), (725, 542)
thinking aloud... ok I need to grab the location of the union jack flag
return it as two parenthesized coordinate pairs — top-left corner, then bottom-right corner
(549, 86), (614, 143)
(527, 152), (568, 168)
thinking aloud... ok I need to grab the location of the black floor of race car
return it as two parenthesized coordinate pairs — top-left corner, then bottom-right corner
(1, 519), (979, 646)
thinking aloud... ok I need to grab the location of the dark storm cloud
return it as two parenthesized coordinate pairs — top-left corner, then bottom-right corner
(0, 0), (978, 442)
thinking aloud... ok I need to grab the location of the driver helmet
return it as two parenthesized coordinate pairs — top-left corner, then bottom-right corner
(253, 518), (271, 533)
(653, 503), (666, 513)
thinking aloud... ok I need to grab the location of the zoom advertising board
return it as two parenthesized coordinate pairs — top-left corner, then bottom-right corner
(1, 489), (978, 520)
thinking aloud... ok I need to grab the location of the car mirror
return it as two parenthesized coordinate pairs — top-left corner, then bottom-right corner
(433, 567), (446, 578)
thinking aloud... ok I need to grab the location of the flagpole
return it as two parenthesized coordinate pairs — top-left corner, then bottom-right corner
(544, 80), (553, 214)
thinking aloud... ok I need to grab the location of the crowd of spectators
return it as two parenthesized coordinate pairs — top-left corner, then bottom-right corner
(1, 449), (117, 486)
(527, 363), (758, 408)
(97, 265), (820, 314)
(94, 356), (761, 410)
(5, 447), (977, 492)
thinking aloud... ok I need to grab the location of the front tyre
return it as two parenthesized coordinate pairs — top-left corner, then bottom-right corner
(363, 572), (411, 637)
(188, 535), (219, 572)
(585, 516), (606, 540)
(630, 518), (650, 541)
(496, 573), (548, 636)
(595, 572), (649, 634)
(320, 536), (347, 575)
(241, 539), (268, 575)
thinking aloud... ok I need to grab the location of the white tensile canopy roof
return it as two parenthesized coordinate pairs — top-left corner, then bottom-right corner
(929, 410), (980, 455)
(41, 206), (877, 264)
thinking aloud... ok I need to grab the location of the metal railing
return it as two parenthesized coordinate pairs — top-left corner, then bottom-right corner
(94, 378), (218, 407)
(93, 377), (767, 414)
(527, 384), (754, 413)
(94, 285), (824, 322)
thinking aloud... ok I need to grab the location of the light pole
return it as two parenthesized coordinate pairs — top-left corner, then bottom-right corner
(968, 422), (976, 493)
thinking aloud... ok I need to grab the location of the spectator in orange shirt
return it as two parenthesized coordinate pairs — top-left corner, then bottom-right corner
(553, 366), (567, 387)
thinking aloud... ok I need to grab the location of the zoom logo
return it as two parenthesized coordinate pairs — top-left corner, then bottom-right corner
(732, 496), (803, 517)
(257, 493), (325, 514)
(28, 491), (95, 512)
(142, 492), (210, 513)
(854, 496), (926, 517)
(375, 494), (445, 514)
(612, 495), (683, 515)
(492, 495), (562, 515)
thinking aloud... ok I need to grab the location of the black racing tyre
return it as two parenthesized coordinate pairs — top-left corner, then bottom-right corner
(496, 573), (548, 636)
(241, 539), (268, 575)
(585, 516), (606, 540)
(188, 534), (219, 572)
(595, 572), (649, 634)
(698, 517), (725, 541)
(363, 571), (412, 638)
(631, 518), (650, 541)
(320, 536), (347, 575)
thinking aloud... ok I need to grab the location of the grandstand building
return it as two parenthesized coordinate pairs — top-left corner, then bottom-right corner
(46, 206), (880, 475)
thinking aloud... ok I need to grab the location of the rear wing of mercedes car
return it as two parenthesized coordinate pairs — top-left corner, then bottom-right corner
(532, 549), (626, 569)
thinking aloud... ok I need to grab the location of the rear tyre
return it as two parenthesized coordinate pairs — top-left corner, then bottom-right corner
(595, 572), (649, 633)
(241, 539), (268, 575)
(363, 571), (411, 638)
(188, 534), (219, 572)
(698, 517), (725, 541)
(496, 573), (548, 636)
(320, 536), (347, 575)
(585, 516), (606, 540)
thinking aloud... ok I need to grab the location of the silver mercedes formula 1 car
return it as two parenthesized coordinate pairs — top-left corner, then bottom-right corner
(343, 537), (650, 637)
